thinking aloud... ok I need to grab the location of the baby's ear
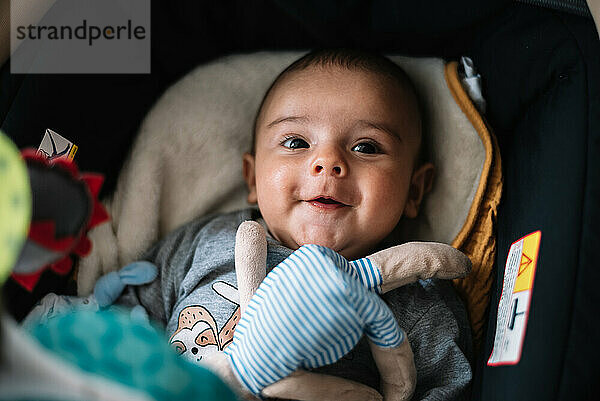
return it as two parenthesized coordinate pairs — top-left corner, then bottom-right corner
(242, 152), (258, 204)
(403, 162), (434, 218)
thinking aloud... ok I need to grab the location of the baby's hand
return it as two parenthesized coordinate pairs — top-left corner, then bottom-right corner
(224, 244), (405, 398)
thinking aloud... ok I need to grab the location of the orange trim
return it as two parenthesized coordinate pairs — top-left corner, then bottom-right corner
(444, 61), (494, 249)
(445, 61), (503, 351)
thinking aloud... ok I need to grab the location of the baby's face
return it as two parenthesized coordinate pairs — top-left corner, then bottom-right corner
(244, 66), (431, 259)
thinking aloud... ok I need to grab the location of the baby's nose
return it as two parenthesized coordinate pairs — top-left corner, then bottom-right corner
(314, 164), (343, 175)
(311, 150), (347, 177)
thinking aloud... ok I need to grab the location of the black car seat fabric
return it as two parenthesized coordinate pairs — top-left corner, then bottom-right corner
(467, 5), (600, 400)
(1, 1), (598, 400)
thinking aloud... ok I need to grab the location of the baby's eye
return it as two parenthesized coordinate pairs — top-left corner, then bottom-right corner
(352, 142), (379, 154)
(281, 137), (309, 149)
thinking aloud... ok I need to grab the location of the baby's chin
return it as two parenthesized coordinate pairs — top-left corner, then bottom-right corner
(289, 232), (366, 260)
(291, 227), (342, 247)
(269, 220), (371, 259)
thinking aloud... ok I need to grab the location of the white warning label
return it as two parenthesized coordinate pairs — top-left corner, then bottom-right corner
(37, 128), (77, 161)
(488, 231), (541, 366)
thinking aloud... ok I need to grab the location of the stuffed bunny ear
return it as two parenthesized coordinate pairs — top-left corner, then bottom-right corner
(234, 221), (267, 314)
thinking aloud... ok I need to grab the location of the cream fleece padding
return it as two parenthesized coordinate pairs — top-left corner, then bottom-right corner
(77, 51), (487, 295)
(388, 56), (485, 245)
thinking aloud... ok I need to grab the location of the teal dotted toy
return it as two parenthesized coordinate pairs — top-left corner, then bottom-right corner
(28, 309), (238, 400)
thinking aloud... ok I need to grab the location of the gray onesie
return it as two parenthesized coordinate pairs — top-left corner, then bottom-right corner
(119, 208), (473, 400)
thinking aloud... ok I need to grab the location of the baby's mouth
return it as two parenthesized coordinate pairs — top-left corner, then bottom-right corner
(306, 196), (349, 210)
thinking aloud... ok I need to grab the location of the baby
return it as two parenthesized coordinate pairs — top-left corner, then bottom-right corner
(119, 49), (473, 399)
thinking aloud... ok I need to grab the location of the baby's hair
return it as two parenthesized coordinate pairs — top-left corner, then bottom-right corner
(252, 48), (427, 165)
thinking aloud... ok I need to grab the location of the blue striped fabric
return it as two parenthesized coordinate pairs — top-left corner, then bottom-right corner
(224, 244), (403, 396)
(348, 257), (383, 293)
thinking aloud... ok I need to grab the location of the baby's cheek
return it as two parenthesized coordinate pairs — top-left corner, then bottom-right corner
(371, 170), (408, 199)
(258, 163), (295, 194)
(368, 175), (409, 221)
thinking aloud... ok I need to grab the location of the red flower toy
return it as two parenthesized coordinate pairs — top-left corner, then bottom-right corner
(11, 149), (109, 291)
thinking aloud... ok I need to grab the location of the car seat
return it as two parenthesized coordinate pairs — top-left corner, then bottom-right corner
(1, 1), (598, 400)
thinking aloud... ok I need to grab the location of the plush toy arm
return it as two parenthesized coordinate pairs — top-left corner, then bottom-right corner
(262, 370), (383, 401)
(336, 242), (470, 295)
(366, 242), (472, 294)
(234, 220), (267, 316)
(204, 352), (382, 401)
(368, 339), (416, 401)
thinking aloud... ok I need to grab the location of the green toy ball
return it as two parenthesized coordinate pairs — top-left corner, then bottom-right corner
(0, 130), (31, 286)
